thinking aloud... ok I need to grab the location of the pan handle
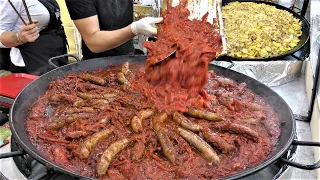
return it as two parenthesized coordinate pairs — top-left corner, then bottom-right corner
(48, 54), (80, 68)
(0, 150), (26, 159)
(279, 140), (320, 170)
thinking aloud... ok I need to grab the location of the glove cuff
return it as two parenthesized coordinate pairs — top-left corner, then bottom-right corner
(130, 22), (138, 36)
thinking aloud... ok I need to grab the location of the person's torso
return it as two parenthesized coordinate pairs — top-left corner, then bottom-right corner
(5, 0), (50, 66)
(82, 0), (134, 60)
(16, 0), (68, 75)
(8, 0), (50, 32)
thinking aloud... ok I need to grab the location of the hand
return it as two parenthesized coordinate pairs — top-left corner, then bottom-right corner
(18, 20), (39, 43)
(131, 17), (163, 37)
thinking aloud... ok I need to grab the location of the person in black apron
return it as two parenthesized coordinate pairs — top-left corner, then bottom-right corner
(16, 0), (68, 75)
(65, 0), (162, 60)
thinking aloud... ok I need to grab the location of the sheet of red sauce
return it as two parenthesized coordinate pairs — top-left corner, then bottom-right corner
(143, 0), (222, 112)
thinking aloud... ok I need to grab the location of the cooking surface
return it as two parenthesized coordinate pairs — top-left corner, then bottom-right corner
(0, 0), (315, 178)
(23, 63), (280, 179)
(0, 74), (312, 180)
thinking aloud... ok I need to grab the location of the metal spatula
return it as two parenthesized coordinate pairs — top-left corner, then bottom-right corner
(155, 0), (226, 64)
(157, 46), (177, 64)
(154, 0), (177, 64)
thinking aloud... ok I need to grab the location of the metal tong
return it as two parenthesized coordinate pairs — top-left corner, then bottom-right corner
(8, 0), (33, 25)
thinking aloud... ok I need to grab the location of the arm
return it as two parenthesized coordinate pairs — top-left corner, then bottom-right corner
(0, 31), (23, 48)
(73, 15), (135, 53)
(66, 0), (162, 53)
(0, 23), (39, 48)
(73, 16), (163, 53)
(0, 0), (39, 48)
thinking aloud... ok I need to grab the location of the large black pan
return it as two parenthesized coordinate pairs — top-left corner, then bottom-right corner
(1, 55), (319, 179)
(218, 0), (310, 61)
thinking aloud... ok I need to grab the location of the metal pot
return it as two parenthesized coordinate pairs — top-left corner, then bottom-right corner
(0, 55), (319, 179)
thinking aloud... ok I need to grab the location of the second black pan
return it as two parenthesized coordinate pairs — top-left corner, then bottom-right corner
(220, 0), (310, 61)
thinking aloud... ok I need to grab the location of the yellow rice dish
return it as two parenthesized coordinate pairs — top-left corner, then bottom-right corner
(222, 2), (302, 59)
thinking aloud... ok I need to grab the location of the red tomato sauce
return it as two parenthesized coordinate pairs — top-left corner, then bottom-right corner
(25, 64), (280, 180)
(144, 0), (223, 109)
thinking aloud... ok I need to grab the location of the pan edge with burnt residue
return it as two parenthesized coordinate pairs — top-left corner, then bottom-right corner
(4, 55), (309, 179)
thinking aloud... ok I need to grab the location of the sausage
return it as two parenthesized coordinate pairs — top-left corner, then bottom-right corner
(48, 117), (78, 130)
(80, 128), (114, 159)
(131, 109), (154, 133)
(173, 112), (201, 132)
(65, 107), (95, 114)
(177, 127), (219, 165)
(140, 109), (155, 119)
(132, 140), (145, 160)
(152, 112), (168, 131)
(76, 92), (117, 100)
(239, 118), (259, 124)
(122, 62), (130, 75)
(117, 72), (130, 85)
(91, 99), (111, 105)
(216, 77), (234, 87)
(78, 73), (106, 86)
(76, 92), (103, 99)
(49, 94), (77, 102)
(48, 121), (67, 130)
(73, 100), (86, 107)
(103, 93), (118, 99)
(50, 94), (84, 107)
(213, 123), (259, 142)
(156, 128), (176, 165)
(131, 116), (141, 134)
(202, 129), (235, 155)
(77, 82), (107, 91)
(99, 117), (110, 124)
(96, 138), (130, 177)
(48, 114), (92, 130)
(65, 131), (90, 139)
(247, 103), (263, 111)
(52, 147), (69, 164)
(121, 62), (134, 79)
(185, 108), (224, 122)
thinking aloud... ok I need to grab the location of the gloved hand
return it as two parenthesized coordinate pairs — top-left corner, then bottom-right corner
(131, 17), (163, 37)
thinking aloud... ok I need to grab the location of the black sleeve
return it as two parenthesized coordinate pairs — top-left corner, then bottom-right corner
(65, 0), (97, 20)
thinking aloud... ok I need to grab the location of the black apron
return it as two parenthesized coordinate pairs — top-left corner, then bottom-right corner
(17, 0), (67, 75)
(0, 48), (11, 70)
(82, 0), (135, 60)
